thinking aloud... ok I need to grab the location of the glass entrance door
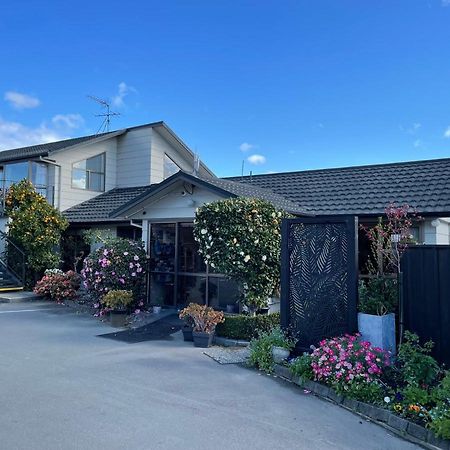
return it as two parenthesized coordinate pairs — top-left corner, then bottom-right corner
(149, 221), (241, 308)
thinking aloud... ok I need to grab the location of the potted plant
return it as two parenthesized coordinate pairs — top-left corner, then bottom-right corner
(179, 314), (194, 342)
(102, 289), (133, 328)
(179, 303), (225, 348)
(358, 277), (397, 354)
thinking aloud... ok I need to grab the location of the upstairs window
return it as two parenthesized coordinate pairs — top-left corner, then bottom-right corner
(164, 154), (181, 179)
(72, 153), (105, 191)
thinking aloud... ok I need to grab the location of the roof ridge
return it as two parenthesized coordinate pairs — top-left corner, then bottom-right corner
(224, 156), (450, 179)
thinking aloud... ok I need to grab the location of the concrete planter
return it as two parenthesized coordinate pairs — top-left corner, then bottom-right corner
(272, 346), (290, 364)
(358, 312), (396, 354)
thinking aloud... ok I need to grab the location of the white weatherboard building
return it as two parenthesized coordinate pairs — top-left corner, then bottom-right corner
(1, 121), (450, 299)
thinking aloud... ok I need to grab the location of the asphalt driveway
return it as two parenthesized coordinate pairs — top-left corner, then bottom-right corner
(0, 302), (420, 450)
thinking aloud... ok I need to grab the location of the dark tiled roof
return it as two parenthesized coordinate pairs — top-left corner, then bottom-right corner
(64, 171), (308, 223)
(200, 176), (308, 214)
(0, 132), (117, 163)
(63, 185), (153, 223)
(226, 158), (450, 216)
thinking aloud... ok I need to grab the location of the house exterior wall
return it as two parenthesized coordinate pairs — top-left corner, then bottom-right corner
(150, 128), (194, 184)
(423, 218), (450, 245)
(116, 127), (153, 188)
(53, 138), (118, 211)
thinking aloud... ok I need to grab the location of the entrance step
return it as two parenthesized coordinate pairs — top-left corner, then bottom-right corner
(0, 291), (42, 304)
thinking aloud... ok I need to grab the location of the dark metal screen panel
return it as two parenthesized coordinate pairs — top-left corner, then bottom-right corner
(281, 216), (358, 351)
(402, 245), (450, 366)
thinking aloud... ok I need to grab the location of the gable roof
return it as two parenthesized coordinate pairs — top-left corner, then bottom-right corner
(0, 121), (214, 177)
(63, 171), (308, 223)
(226, 157), (450, 216)
(0, 131), (124, 163)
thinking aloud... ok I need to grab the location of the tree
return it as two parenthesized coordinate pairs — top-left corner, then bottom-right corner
(4, 180), (68, 280)
(193, 197), (291, 311)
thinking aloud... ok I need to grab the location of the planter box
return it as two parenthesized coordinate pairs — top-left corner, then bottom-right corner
(110, 310), (127, 328)
(192, 331), (214, 348)
(358, 312), (396, 354)
(182, 325), (193, 342)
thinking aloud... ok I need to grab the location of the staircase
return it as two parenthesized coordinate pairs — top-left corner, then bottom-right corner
(0, 230), (26, 292)
(0, 264), (23, 291)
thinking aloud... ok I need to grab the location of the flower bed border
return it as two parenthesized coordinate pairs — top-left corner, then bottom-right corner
(273, 364), (450, 450)
(213, 335), (250, 347)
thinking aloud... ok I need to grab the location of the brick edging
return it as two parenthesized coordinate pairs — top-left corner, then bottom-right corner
(273, 364), (449, 450)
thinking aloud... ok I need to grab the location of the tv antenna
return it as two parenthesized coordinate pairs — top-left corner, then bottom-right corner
(87, 95), (120, 134)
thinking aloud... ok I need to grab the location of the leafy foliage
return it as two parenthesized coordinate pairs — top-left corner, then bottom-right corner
(82, 238), (147, 301)
(358, 277), (397, 315)
(193, 198), (291, 310)
(5, 180), (68, 277)
(290, 354), (314, 380)
(101, 290), (134, 311)
(215, 313), (280, 341)
(33, 269), (80, 302)
(397, 331), (439, 387)
(179, 303), (225, 333)
(249, 327), (294, 373)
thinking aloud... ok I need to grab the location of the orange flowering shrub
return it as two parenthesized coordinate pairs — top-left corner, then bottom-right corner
(5, 180), (68, 275)
(179, 303), (225, 333)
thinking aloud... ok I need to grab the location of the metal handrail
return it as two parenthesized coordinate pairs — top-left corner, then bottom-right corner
(0, 229), (26, 285)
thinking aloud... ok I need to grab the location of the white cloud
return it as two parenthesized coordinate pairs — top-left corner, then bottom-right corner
(0, 117), (68, 150)
(4, 91), (40, 110)
(413, 139), (423, 148)
(444, 126), (450, 138)
(111, 82), (137, 108)
(247, 154), (266, 165)
(239, 142), (255, 152)
(400, 122), (421, 135)
(52, 113), (84, 129)
(442, 0), (450, 6)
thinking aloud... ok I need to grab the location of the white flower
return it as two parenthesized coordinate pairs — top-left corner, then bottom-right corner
(233, 238), (237, 244)
(271, 212), (276, 218)
(240, 251), (244, 256)
(249, 228), (253, 232)
(210, 262), (215, 268)
(254, 239), (259, 244)
(244, 255), (250, 263)
(262, 255), (267, 262)
(206, 255), (211, 259)
(201, 229), (207, 235)
(384, 397), (391, 404)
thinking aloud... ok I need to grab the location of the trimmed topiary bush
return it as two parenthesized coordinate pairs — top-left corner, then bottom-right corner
(193, 197), (291, 310)
(215, 312), (280, 341)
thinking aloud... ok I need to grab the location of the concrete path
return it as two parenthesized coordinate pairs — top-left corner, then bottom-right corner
(0, 302), (420, 450)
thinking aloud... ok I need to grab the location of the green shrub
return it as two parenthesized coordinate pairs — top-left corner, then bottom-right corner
(290, 354), (313, 380)
(194, 197), (291, 310)
(249, 327), (294, 373)
(215, 313), (280, 341)
(345, 382), (384, 405)
(358, 277), (397, 315)
(101, 290), (133, 311)
(401, 385), (432, 407)
(397, 331), (439, 387)
(429, 405), (450, 440)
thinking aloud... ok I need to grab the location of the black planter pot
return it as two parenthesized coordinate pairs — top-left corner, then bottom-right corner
(192, 331), (214, 348)
(182, 325), (194, 342)
(110, 310), (127, 328)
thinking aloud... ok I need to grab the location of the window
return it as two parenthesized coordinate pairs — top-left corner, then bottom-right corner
(163, 154), (181, 179)
(72, 153), (105, 191)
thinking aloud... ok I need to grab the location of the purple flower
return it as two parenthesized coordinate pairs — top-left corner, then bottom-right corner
(134, 255), (139, 261)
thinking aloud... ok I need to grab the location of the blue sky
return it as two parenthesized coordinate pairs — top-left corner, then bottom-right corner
(0, 1), (450, 177)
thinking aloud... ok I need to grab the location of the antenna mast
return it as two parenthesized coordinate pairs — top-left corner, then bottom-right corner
(87, 95), (121, 134)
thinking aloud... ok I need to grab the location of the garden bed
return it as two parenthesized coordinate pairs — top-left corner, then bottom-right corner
(272, 364), (449, 450)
